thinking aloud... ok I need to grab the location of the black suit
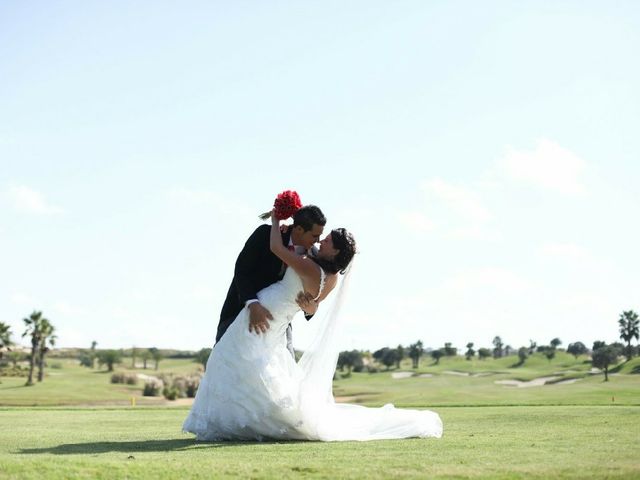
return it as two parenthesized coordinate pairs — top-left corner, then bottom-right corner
(216, 224), (303, 354)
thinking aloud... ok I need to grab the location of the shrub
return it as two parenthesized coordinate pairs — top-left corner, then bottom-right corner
(49, 362), (63, 369)
(78, 353), (94, 368)
(186, 377), (199, 398)
(112, 373), (139, 385)
(0, 365), (28, 377)
(143, 380), (162, 396)
(172, 376), (188, 398)
(163, 385), (180, 400)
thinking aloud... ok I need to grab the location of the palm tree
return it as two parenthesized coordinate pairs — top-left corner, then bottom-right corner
(618, 310), (639, 361)
(22, 311), (46, 386)
(0, 322), (13, 358)
(37, 319), (56, 382)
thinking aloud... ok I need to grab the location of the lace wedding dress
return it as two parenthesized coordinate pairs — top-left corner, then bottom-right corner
(182, 267), (443, 441)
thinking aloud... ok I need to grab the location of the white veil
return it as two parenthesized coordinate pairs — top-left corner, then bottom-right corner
(297, 261), (354, 409)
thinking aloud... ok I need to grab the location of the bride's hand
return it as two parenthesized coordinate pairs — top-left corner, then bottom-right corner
(270, 209), (278, 224)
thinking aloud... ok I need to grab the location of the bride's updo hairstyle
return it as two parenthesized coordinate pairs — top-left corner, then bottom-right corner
(313, 228), (356, 275)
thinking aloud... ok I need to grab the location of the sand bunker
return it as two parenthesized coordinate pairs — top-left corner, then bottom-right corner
(442, 370), (470, 376)
(495, 376), (560, 388)
(553, 378), (581, 385)
(391, 371), (414, 379)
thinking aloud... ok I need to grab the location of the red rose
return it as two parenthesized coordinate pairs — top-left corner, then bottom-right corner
(273, 190), (302, 220)
(259, 190), (303, 221)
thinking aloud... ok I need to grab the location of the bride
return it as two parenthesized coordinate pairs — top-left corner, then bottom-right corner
(183, 210), (443, 441)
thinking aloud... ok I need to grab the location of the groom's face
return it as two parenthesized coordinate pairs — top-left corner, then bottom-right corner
(292, 224), (324, 250)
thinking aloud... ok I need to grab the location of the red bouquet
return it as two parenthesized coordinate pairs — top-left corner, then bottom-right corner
(259, 190), (302, 220)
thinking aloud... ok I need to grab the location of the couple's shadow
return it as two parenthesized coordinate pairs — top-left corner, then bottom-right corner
(19, 438), (300, 455)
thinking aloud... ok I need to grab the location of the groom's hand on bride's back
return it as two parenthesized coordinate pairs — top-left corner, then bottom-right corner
(296, 292), (318, 316)
(248, 303), (273, 334)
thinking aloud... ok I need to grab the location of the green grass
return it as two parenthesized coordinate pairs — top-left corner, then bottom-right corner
(333, 368), (639, 407)
(3, 353), (638, 407)
(1, 406), (638, 479)
(1, 353), (638, 478)
(0, 358), (202, 406)
(332, 353), (640, 407)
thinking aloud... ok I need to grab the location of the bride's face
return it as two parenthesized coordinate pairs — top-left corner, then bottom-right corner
(317, 233), (339, 260)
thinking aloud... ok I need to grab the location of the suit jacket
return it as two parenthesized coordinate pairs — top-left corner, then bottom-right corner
(216, 224), (291, 342)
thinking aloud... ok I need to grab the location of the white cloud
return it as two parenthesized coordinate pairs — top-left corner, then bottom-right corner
(6, 185), (64, 214)
(421, 178), (492, 224)
(498, 139), (587, 195)
(416, 178), (499, 240)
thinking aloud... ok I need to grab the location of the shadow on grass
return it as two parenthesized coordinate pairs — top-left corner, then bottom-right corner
(19, 438), (306, 455)
(609, 360), (628, 374)
(0, 384), (31, 390)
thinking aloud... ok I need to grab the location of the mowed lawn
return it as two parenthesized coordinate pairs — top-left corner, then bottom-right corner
(1, 353), (639, 478)
(0, 358), (201, 407)
(333, 353), (640, 407)
(0, 406), (638, 479)
(2, 353), (638, 407)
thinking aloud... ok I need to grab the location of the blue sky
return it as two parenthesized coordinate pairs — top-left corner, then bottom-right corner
(1, 1), (639, 353)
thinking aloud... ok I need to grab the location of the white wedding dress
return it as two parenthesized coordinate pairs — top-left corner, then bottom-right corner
(183, 266), (443, 441)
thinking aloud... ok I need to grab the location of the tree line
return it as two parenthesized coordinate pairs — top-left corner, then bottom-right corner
(337, 309), (639, 382)
(0, 310), (169, 384)
(2, 309), (638, 384)
(77, 344), (164, 372)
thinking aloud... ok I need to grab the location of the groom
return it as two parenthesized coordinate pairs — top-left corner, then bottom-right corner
(216, 205), (327, 357)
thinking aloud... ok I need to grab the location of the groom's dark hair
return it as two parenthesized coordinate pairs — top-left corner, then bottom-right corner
(293, 205), (326, 231)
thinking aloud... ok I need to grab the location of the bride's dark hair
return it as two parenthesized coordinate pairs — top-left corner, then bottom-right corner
(312, 228), (356, 275)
